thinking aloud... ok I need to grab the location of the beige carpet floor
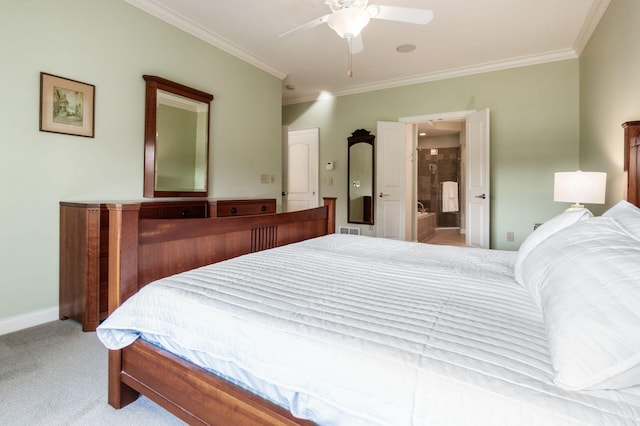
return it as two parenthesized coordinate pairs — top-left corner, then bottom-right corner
(0, 320), (184, 425)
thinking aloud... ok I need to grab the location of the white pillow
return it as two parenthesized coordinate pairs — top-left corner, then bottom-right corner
(521, 217), (640, 390)
(513, 208), (592, 286)
(603, 200), (640, 240)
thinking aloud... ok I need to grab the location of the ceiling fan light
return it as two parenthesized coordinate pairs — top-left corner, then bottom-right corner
(326, 0), (369, 13)
(327, 8), (371, 39)
(366, 4), (380, 18)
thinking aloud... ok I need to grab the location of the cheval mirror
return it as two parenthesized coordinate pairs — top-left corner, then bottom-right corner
(348, 129), (375, 224)
(143, 75), (214, 198)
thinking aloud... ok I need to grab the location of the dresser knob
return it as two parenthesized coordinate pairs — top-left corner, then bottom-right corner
(230, 207), (237, 214)
(261, 205), (267, 212)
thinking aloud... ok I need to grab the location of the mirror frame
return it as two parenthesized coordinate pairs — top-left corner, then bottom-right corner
(143, 75), (214, 198)
(347, 129), (375, 225)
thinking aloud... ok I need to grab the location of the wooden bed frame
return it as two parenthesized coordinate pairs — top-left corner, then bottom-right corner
(106, 198), (336, 425)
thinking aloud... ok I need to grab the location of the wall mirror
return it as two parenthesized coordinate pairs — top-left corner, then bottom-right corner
(348, 129), (375, 224)
(143, 75), (214, 197)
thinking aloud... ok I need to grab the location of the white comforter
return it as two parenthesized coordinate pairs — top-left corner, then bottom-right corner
(97, 234), (640, 425)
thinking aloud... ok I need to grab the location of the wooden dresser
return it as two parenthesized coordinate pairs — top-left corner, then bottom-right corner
(209, 198), (276, 217)
(59, 198), (276, 331)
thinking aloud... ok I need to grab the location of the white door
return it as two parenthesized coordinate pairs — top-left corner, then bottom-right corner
(376, 121), (408, 239)
(283, 128), (319, 212)
(465, 109), (490, 248)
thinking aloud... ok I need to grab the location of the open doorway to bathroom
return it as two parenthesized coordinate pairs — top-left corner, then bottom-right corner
(416, 120), (466, 246)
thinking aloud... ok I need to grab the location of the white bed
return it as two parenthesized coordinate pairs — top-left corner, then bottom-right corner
(98, 201), (640, 425)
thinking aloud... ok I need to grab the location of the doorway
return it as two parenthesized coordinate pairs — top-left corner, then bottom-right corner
(282, 128), (319, 212)
(398, 109), (490, 248)
(417, 121), (463, 229)
(416, 120), (464, 246)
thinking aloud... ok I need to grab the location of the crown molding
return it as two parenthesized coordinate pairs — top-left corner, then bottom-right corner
(126, 0), (287, 80)
(283, 48), (578, 105)
(573, 0), (611, 55)
(126, 0), (597, 107)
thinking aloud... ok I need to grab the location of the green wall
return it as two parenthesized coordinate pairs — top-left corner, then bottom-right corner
(0, 1), (282, 324)
(3, 0), (635, 328)
(284, 60), (580, 249)
(580, 0), (640, 214)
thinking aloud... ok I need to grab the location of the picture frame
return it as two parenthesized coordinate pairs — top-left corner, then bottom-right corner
(40, 72), (95, 138)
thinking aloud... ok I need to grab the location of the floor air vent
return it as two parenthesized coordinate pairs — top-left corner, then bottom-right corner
(338, 226), (361, 236)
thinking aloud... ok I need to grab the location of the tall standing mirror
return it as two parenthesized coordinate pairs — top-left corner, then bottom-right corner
(348, 129), (375, 224)
(143, 75), (214, 198)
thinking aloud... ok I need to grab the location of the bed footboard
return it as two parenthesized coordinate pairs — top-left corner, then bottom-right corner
(109, 341), (313, 425)
(105, 198), (335, 424)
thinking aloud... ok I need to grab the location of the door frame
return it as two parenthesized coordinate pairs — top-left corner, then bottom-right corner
(399, 110), (487, 244)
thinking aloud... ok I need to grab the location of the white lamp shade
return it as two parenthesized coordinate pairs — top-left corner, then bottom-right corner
(554, 171), (607, 206)
(327, 8), (371, 38)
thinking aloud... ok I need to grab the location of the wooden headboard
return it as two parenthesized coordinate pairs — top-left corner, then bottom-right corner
(106, 198), (336, 314)
(623, 121), (640, 207)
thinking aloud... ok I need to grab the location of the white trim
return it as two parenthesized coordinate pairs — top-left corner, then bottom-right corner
(400, 110), (476, 124)
(283, 48), (577, 105)
(125, 0), (287, 80)
(0, 306), (59, 336)
(125, 0), (604, 107)
(573, 0), (611, 55)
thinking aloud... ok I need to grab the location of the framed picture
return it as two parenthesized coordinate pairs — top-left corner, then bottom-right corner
(40, 72), (95, 138)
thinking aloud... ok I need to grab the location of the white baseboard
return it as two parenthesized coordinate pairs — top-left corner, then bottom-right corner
(0, 306), (59, 336)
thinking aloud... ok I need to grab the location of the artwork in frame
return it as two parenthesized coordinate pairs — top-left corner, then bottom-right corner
(40, 72), (95, 138)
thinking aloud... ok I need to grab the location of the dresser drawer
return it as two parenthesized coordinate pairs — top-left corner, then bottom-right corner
(139, 201), (208, 219)
(211, 199), (276, 217)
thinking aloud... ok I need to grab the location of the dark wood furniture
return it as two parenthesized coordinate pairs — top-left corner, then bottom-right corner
(143, 75), (214, 198)
(139, 200), (208, 219)
(623, 121), (640, 206)
(347, 129), (375, 225)
(363, 195), (372, 223)
(59, 202), (107, 332)
(106, 198), (336, 425)
(59, 198), (275, 331)
(209, 198), (276, 217)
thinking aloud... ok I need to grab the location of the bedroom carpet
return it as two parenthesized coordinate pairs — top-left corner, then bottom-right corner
(0, 320), (184, 425)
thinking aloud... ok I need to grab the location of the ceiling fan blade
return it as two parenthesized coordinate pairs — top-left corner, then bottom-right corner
(368, 5), (434, 25)
(279, 14), (330, 38)
(350, 34), (364, 54)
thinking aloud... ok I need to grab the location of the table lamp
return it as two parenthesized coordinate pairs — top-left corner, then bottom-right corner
(553, 170), (606, 211)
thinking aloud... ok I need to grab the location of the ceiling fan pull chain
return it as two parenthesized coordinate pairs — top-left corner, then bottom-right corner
(347, 38), (353, 78)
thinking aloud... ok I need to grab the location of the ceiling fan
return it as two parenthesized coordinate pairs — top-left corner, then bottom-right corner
(279, 0), (434, 76)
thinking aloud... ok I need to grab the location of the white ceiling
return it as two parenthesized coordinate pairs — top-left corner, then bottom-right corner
(126, 0), (610, 105)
